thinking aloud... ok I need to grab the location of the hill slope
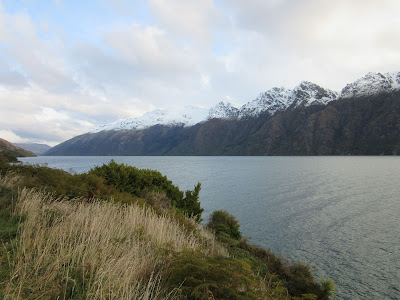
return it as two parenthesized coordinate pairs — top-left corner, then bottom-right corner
(0, 138), (36, 161)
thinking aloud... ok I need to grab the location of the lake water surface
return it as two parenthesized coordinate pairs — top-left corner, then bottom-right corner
(18, 156), (400, 299)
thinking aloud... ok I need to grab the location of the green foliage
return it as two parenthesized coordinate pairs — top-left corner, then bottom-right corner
(0, 154), (17, 164)
(319, 278), (336, 300)
(0, 241), (16, 299)
(284, 262), (322, 297)
(89, 159), (183, 200)
(207, 210), (242, 241)
(0, 186), (19, 242)
(167, 250), (264, 299)
(4, 163), (111, 200)
(180, 183), (203, 221)
(0, 185), (18, 298)
(89, 160), (203, 220)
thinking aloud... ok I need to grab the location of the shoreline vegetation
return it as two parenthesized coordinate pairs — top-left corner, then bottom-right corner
(0, 156), (335, 299)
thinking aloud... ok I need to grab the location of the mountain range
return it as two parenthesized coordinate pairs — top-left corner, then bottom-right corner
(45, 71), (400, 156)
(12, 143), (52, 155)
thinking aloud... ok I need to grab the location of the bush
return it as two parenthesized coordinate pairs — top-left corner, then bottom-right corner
(167, 250), (264, 299)
(179, 183), (203, 221)
(207, 210), (242, 241)
(89, 160), (203, 220)
(319, 278), (336, 300)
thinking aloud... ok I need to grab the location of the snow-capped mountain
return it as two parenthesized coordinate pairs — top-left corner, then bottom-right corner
(340, 72), (400, 99)
(91, 71), (399, 133)
(238, 82), (337, 118)
(290, 81), (338, 107)
(92, 83), (338, 132)
(47, 70), (400, 156)
(208, 102), (239, 119)
(238, 87), (292, 118)
(91, 106), (209, 133)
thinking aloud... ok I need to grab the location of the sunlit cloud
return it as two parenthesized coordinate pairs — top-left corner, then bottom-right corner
(0, 129), (25, 143)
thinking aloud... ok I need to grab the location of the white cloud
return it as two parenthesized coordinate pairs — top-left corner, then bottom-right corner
(0, 129), (25, 143)
(104, 24), (194, 76)
(149, 0), (219, 46)
(201, 74), (210, 88)
(35, 107), (70, 122)
(0, 61), (27, 88)
(0, 8), (77, 93)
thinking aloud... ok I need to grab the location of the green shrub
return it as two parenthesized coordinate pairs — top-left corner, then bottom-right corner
(284, 262), (322, 297)
(319, 278), (336, 300)
(0, 185), (18, 298)
(0, 186), (19, 242)
(167, 250), (264, 299)
(178, 183), (203, 221)
(207, 210), (242, 241)
(89, 160), (203, 220)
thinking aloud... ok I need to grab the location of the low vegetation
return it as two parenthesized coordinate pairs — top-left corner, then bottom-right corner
(0, 157), (335, 299)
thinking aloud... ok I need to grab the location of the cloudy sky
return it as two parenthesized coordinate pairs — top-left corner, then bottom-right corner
(1, 0), (399, 145)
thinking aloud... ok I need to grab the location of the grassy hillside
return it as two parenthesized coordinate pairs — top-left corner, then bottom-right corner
(0, 160), (335, 299)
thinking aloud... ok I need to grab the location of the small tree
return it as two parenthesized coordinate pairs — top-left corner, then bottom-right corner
(180, 183), (203, 221)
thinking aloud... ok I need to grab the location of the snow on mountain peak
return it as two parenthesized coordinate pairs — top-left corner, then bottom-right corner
(291, 81), (338, 107)
(90, 71), (398, 133)
(91, 106), (209, 133)
(208, 101), (239, 119)
(91, 82), (338, 133)
(238, 86), (292, 118)
(340, 71), (400, 99)
(238, 82), (337, 118)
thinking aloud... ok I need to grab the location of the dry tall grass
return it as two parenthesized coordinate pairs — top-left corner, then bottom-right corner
(0, 172), (21, 187)
(4, 187), (226, 299)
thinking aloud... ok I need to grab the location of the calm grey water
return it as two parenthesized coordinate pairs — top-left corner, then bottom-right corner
(18, 156), (400, 299)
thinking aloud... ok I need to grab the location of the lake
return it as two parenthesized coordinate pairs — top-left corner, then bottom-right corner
(18, 156), (400, 299)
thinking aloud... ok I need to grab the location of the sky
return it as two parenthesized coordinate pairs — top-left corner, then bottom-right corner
(0, 0), (399, 146)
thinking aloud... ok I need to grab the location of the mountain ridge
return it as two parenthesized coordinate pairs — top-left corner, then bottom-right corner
(90, 79), (341, 133)
(12, 143), (52, 155)
(90, 72), (399, 134)
(45, 71), (400, 156)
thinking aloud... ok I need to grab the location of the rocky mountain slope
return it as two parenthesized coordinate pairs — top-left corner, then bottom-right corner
(45, 72), (400, 156)
(90, 81), (338, 133)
